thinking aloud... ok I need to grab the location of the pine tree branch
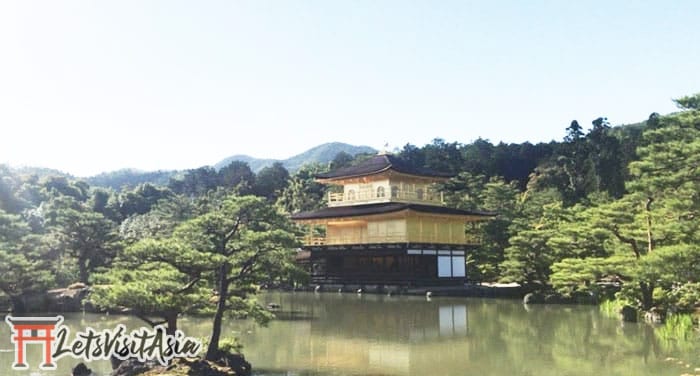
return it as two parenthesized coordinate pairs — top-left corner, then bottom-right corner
(610, 225), (641, 259)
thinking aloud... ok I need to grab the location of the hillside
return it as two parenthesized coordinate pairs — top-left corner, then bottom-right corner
(213, 155), (277, 173)
(214, 142), (376, 172)
(9, 166), (73, 179)
(86, 169), (177, 190)
(76, 142), (375, 189)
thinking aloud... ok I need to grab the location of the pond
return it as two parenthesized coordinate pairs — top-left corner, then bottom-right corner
(1, 292), (698, 376)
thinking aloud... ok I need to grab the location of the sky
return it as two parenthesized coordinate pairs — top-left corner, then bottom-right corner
(1, 1), (699, 177)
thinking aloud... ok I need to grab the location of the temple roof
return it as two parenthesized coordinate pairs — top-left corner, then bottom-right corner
(291, 202), (496, 220)
(315, 154), (455, 180)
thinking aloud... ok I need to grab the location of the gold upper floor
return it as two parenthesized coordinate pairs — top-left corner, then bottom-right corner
(327, 186), (444, 207)
(325, 173), (447, 207)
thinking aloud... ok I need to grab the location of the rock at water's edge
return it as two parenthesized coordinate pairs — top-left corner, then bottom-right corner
(110, 357), (242, 376)
(46, 285), (91, 312)
(644, 307), (665, 323)
(523, 292), (545, 304)
(72, 363), (94, 376)
(208, 350), (252, 376)
(110, 359), (156, 376)
(620, 305), (638, 322)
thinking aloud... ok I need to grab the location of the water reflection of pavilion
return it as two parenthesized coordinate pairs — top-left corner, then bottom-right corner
(272, 293), (468, 341)
(255, 292), (470, 375)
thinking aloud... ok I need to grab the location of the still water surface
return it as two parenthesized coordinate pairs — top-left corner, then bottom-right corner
(1, 292), (698, 376)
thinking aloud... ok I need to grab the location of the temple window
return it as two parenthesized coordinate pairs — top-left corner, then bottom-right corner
(391, 185), (399, 198)
(377, 186), (386, 198)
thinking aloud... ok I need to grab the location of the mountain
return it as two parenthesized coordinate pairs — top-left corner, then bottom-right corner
(10, 166), (74, 179)
(86, 169), (178, 190)
(79, 142), (375, 189)
(213, 155), (278, 173)
(214, 142), (377, 172)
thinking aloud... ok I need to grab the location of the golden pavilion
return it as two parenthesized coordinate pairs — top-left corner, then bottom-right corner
(291, 152), (494, 286)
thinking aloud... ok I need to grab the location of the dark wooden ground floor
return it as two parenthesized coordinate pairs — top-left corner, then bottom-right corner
(296, 243), (474, 286)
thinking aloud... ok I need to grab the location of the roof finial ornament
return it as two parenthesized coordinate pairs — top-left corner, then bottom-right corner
(379, 142), (390, 155)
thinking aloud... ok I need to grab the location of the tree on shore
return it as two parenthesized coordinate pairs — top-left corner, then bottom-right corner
(253, 162), (290, 201)
(276, 164), (328, 214)
(50, 202), (121, 284)
(549, 93), (700, 311)
(91, 238), (213, 334)
(0, 210), (53, 313)
(91, 195), (301, 359)
(181, 196), (299, 360)
(440, 173), (520, 281)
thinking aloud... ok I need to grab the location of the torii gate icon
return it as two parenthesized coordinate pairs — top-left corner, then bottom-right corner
(5, 316), (64, 370)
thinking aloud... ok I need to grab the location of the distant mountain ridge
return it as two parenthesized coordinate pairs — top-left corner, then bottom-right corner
(213, 155), (277, 173)
(6, 120), (648, 191)
(7, 142), (375, 190)
(87, 169), (177, 189)
(214, 142), (377, 172)
(11, 142), (371, 190)
(10, 166), (74, 179)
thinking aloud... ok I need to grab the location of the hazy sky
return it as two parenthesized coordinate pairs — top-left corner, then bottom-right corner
(1, 1), (699, 176)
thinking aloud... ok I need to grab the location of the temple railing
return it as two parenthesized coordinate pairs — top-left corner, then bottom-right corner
(299, 234), (482, 246)
(327, 188), (444, 207)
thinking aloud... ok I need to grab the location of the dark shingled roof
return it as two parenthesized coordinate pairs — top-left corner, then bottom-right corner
(315, 154), (455, 180)
(291, 202), (496, 220)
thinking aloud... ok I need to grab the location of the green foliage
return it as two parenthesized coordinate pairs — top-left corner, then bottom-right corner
(117, 193), (212, 244)
(47, 196), (121, 283)
(253, 162), (290, 200)
(181, 195), (300, 359)
(169, 166), (222, 197)
(0, 209), (54, 312)
(421, 138), (464, 174)
(499, 189), (565, 287)
(529, 117), (626, 205)
(117, 183), (173, 220)
(635, 245), (700, 312)
(42, 176), (89, 201)
(674, 92), (700, 110)
(91, 194), (302, 358)
(550, 255), (632, 296)
(564, 120), (584, 142)
(198, 336), (244, 356)
(118, 212), (173, 243)
(90, 187), (120, 221)
(440, 173), (520, 281)
(655, 314), (698, 352)
(668, 283), (700, 313)
(599, 299), (625, 318)
(276, 163), (328, 214)
(218, 161), (256, 195)
(92, 237), (218, 324)
(91, 263), (210, 320)
(329, 151), (354, 170)
(547, 94), (700, 311)
(0, 165), (30, 213)
(86, 169), (176, 190)
(218, 337), (244, 354)
(398, 139), (556, 190)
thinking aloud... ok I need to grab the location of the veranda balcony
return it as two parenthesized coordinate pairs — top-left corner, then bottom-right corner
(300, 233), (483, 247)
(327, 187), (444, 207)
